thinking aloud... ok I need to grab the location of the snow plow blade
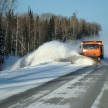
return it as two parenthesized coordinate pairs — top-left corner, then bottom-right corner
(57, 54), (100, 65)
(79, 54), (100, 65)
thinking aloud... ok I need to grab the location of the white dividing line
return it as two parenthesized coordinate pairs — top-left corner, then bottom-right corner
(97, 65), (102, 69)
(91, 82), (108, 108)
(105, 83), (108, 91)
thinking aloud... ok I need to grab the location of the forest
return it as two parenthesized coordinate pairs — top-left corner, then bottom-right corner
(0, 0), (101, 63)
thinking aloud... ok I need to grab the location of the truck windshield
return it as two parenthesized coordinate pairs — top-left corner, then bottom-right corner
(83, 44), (99, 49)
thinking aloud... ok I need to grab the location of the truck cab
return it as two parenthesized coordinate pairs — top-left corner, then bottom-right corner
(80, 41), (104, 59)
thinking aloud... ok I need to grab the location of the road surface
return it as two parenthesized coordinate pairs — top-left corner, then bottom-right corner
(0, 65), (108, 108)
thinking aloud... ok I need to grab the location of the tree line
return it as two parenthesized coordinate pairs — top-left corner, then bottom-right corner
(0, 0), (101, 63)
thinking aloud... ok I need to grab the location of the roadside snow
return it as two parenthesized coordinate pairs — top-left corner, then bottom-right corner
(0, 62), (84, 101)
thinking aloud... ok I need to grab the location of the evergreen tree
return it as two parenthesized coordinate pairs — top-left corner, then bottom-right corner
(0, 14), (4, 63)
(47, 16), (55, 41)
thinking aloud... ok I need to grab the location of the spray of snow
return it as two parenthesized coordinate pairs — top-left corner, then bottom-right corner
(3, 40), (92, 70)
(74, 58), (94, 65)
(2, 56), (20, 70)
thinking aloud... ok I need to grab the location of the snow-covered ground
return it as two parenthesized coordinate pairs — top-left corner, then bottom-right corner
(0, 40), (108, 102)
(0, 62), (84, 101)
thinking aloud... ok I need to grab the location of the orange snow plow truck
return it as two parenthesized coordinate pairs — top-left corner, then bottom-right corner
(80, 41), (104, 62)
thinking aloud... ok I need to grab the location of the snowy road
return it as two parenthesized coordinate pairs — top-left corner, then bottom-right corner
(0, 65), (108, 108)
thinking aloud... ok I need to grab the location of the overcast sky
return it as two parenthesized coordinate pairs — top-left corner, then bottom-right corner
(16, 0), (108, 37)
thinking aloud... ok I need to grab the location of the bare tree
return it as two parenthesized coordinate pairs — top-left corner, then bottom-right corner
(70, 13), (78, 40)
(5, 0), (18, 54)
(0, 0), (18, 15)
(0, 0), (8, 14)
